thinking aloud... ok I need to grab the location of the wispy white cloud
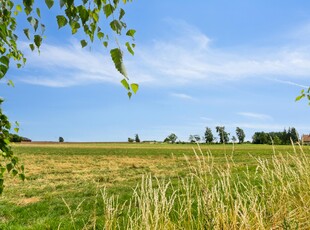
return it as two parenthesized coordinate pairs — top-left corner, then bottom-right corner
(237, 112), (273, 120)
(171, 93), (194, 100)
(271, 79), (309, 88)
(16, 20), (310, 88)
(200, 116), (213, 121)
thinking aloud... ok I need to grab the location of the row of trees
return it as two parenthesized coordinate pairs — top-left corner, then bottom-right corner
(252, 127), (299, 145)
(162, 126), (245, 144)
(129, 127), (299, 145)
(128, 134), (140, 143)
(204, 126), (245, 144)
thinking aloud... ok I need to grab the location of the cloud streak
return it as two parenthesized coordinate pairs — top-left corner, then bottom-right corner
(16, 20), (310, 88)
(171, 93), (194, 100)
(237, 112), (273, 120)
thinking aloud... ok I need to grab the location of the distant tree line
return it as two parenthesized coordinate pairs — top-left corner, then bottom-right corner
(129, 127), (300, 145)
(252, 127), (299, 145)
(9, 134), (31, 142)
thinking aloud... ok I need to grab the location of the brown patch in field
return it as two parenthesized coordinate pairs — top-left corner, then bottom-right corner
(17, 197), (40, 206)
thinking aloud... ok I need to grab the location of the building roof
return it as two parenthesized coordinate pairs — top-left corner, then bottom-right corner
(302, 135), (310, 142)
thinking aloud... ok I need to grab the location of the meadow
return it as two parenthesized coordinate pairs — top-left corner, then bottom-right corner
(0, 142), (309, 229)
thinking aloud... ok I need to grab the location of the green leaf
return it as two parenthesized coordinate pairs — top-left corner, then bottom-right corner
(14, 127), (19, 133)
(103, 41), (108, 48)
(128, 91), (132, 99)
(19, 173), (26, 181)
(45, 0), (54, 9)
(70, 21), (80, 34)
(295, 95), (304, 102)
(56, 15), (68, 29)
(0, 56), (9, 78)
(34, 35), (42, 48)
(7, 80), (15, 87)
(12, 169), (18, 177)
(97, 32), (104, 40)
(27, 17), (39, 31)
(60, 0), (65, 8)
(119, 8), (125, 20)
(121, 78), (130, 90)
(103, 4), (115, 18)
(16, 5), (22, 12)
(77, 5), (89, 24)
(125, 42), (134, 55)
(23, 29), (30, 39)
(36, 8), (41, 18)
(80, 40), (87, 48)
(29, 44), (35, 51)
(126, 29), (136, 38)
(41, 24), (46, 34)
(131, 83), (139, 94)
(110, 48), (127, 78)
(6, 163), (13, 173)
(0, 56), (9, 67)
(110, 20), (122, 34)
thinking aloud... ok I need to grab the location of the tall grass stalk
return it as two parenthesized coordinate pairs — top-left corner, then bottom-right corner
(66, 144), (310, 229)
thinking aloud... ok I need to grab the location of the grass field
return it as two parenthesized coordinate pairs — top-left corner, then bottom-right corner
(0, 142), (309, 229)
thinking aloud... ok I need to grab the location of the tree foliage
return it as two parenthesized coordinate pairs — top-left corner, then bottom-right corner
(59, 136), (64, 142)
(164, 133), (178, 144)
(0, 99), (25, 194)
(189, 134), (201, 143)
(215, 126), (229, 144)
(1, 0), (136, 194)
(236, 127), (245, 144)
(296, 87), (310, 105)
(252, 127), (299, 145)
(135, 134), (140, 143)
(204, 127), (214, 144)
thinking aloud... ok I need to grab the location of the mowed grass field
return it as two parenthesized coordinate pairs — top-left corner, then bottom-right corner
(0, 142), (309, 229)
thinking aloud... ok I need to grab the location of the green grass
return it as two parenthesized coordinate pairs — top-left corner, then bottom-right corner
(0, 143), (309, 229)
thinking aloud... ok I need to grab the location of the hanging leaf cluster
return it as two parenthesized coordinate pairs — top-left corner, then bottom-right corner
(295, 87), (310, 105)
(0, 99), (25, 194)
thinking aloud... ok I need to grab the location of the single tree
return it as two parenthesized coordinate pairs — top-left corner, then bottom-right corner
(189, 135), (201, 143)
(290, 127), (299, 143)
(236, 127), (245, 144)
(204, 127), (214, 143)
(59, 137), (64, 142)
(135, 134), (140, 143)
(128, 137), (134, 143)
(216, 126), (230, 144)
(164, 133), (178, 144)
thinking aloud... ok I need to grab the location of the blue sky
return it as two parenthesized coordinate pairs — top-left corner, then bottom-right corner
(2, 0), (310, 142)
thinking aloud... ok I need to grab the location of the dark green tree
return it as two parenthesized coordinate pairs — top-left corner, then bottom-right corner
(164, 133), (178, 144)
(215, 126), (229, 144)
(189, 135), (201, 143)
(128, 137), (134, 143)
(135, 134), (140, 143)
(9, 134), (22, 142)
(204, 127), (214, 143)
(59, 137), (64, 142)
(252, 132), (269, 144)
(236, 127), (245, 144)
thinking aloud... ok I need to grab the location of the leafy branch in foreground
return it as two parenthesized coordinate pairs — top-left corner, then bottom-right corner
(296, 87), (310, 105)
(0, 0), (137, 193)
(0, 98), (25, 194)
